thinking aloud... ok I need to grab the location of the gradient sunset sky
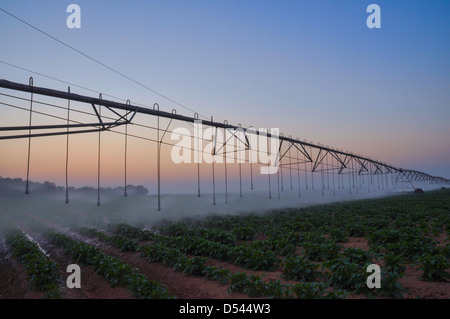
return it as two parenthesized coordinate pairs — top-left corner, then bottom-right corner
(0, 0), (449, 191)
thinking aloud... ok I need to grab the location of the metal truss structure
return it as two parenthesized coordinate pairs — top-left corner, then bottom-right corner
(0, 78), (448, 210)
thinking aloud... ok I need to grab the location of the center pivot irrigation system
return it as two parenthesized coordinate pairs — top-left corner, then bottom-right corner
(0, 78), (448, 211)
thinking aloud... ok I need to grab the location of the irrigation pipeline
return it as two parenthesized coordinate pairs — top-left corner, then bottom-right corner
(0, 78), (448, 208)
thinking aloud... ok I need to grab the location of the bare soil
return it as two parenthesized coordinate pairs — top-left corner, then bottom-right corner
(1, 212), (448, 299)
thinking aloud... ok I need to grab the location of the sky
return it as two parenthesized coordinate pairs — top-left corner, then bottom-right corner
(0, 0), (449, 192)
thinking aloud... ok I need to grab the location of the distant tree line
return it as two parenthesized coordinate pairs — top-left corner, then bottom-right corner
(0, 176), (149, 197)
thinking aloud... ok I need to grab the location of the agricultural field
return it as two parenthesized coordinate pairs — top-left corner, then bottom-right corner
(0, 189), (449, 300)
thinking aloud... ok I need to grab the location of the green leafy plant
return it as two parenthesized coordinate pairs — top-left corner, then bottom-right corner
(76, 227), (139, 252)
(417, 251), (450, 282)
(174, 256), (207, 277)
(228, 272), (266, 297)
(231, 244), (279, 271)
(6, 229), (61, 296)
(346, 222), (366, 237)
(282, 256), (321, 281)
(302, 241), (340, 261)
(203, 266), (231, 284)
(328, 227), (349, 243)
(44, 230), (172, 299)
(383, 252), (406, 275)
(138, 244), (182, 266)
(232, 225), (256, 241)
(264, 280), (288, 299)
(376, 270), (407, 299)
(289, 282), (346, 299)
(324, 258), (368, 294)
(342, 248), (373, 265)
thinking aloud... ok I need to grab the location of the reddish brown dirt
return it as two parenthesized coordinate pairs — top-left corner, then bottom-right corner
(15, 211), (248, 299)
(433, 233), (448, 247)
(341, 237), (370, 251)
(3, 211), (449, 299)
(399, 264), (450, 299)
(45, 244), (135, 299)
(3, 215), (135, 299)
(0, 253), (45, 299)
(93, 248), (248, 299)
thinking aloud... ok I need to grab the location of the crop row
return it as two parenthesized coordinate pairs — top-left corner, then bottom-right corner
(104, 225), (349, 297)
(137, 241), (350, 298)
(180, 191), (449, 243)
(138, 240), (410, 298)
(5, 229), (61, 298)
(43, 229), (173, 299)
(153, 191), (450, 276)
(157, 223), (237, 245)
(109, 214), (449, 298)
(72, 225), (317, 297)
(73, 225), (139, 252)
(109, 223), (374, 270)
(108, 223), (409, 297)
(108, 223), (279, 271)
